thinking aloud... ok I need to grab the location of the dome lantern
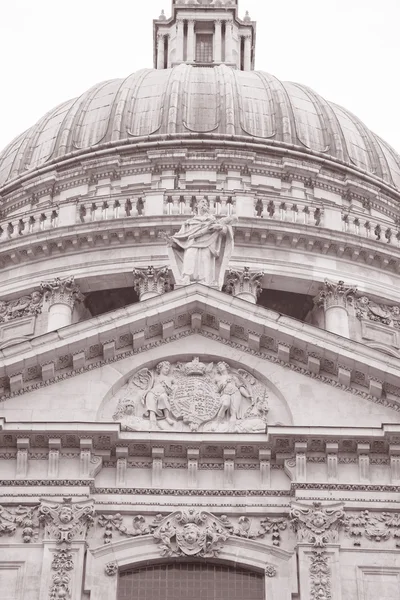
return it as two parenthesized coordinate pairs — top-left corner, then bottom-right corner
(153, 0), (256, 70)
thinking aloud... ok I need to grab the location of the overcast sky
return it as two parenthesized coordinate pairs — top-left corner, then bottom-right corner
(0, 0), (399, 152)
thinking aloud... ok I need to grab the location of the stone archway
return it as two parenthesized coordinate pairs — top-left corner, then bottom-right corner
(85, 535), (294, 600)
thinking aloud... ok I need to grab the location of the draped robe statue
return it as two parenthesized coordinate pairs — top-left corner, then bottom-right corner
(166, 198), (236, 288)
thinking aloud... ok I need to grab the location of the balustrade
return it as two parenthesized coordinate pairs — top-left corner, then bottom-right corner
(163, 193), (235, 216)
(341, 212), (400, 246)
(1, 193), (400, 254)
(0, 208), (59, 241)
(254, 197), (323, 226)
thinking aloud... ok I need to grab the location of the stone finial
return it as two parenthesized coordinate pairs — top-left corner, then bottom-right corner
(133, 266), (172, 301)
(40, 275), (83, 308)
(225, 267), (264, 303)
(243, 10), (251, 22)
(159, 9), (166, 20)
(315, 279), (357, 310)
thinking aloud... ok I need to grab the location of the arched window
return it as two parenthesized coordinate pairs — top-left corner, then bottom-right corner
(118, 561), (265, 600)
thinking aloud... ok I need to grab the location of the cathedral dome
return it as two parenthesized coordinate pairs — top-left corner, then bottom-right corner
(1, 64), (400, 191)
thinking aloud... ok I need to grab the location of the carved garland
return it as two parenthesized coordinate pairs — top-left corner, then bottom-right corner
(98, 510), (288, 554)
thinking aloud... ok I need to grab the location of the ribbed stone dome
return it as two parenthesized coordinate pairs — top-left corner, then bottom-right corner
(1, 64), (400, 190)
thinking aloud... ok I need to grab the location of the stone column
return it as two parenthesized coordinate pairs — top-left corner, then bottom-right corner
(41, 276), (83, 332)
(187, 19), (195, 62)
(225, 267), (264, 303)
(157, 33), (165, 69)
(214, 19), (222, 63)
(315, 279), (357, 338)
(243, 33), (252, 71)
(133, 266), (172, 301)
(225, 19), (233, 63)
(176, 18), (185, 62)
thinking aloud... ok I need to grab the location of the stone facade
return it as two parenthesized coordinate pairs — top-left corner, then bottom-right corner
(1, 1), (400, 599)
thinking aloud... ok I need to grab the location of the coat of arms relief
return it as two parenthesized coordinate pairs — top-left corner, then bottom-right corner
(111, 357), (269, 433)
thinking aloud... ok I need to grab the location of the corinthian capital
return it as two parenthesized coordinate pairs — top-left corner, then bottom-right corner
(315, 279), (357, 310)
(39, 497), (95, 544)
(225, 267), (264, 303)
(40, 275), (83, 308)
(133, 266), (172, 301)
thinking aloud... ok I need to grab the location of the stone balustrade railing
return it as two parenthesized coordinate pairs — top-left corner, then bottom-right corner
(163, 193), (235, 216)
(76, 197), (145, 223)
(0, 207), (59, 241)
(254, 197), (323, 225)
(0, 193), (399, 251)
(341, 212), (400, 245)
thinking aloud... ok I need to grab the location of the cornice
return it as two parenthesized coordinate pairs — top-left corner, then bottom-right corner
(0, 286), (400, 409)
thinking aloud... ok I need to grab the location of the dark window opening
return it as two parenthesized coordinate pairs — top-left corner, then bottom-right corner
(257, 288), (314, 322)
(196, 34), (213, 63)
(118, 562), (265, 600)
(84, 287), (139, 317)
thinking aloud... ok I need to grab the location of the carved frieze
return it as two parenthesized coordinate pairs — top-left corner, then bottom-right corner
(345, 510), (400, 546)
(96, 510), (288, 553)
(355, 296), (400, 328)
(0, 505), (39, 542)
(111, 357), (269, 433)
(0, 291), (43, 322)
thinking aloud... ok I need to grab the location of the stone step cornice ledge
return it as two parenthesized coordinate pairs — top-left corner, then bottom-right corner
(0, 285), (398, 406)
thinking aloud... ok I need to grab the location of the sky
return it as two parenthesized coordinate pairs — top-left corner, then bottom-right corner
(0, 0), (399, 152)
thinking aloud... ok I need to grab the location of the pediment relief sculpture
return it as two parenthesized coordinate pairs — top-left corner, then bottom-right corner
(110, 357), (270, 433)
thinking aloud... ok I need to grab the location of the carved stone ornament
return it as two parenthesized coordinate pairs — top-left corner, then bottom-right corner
(105, 561), (118, 577)
(290, 501), (345, 548)
(315, 279), (357, 310)
(111, 357), (269, 433)
(0, 505), (39, 542)
(224, 267), (264, 302)
(39, 497), (95, 544)
(161, 197), (237, 289)
(345, 510), (400, 546)
(355, 295), (400, 329)
(310, 551), (331, 600)
(50, 549), (74, 600)
(265, 564), (277, 577)
(153, 510), (230, 557)
(40, 276), (83, 309)
(132, 266), (172, 300)
(97, 511), (288, 551)
(0, 290), (43, 322)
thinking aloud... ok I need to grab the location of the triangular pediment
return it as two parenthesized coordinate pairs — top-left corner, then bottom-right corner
(0, 283), (400, 420)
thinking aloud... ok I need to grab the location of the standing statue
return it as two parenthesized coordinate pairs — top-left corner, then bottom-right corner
(163, 198), (236, 288)
(215, 361), (253, 422)
(142, 361), (175, 426)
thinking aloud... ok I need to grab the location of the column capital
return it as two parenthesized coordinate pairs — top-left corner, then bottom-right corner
(315, 278), (357, 310)
(225, 267), (263, 303)
(133, 266), (172, 301)
(40, 275), (83, 308)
